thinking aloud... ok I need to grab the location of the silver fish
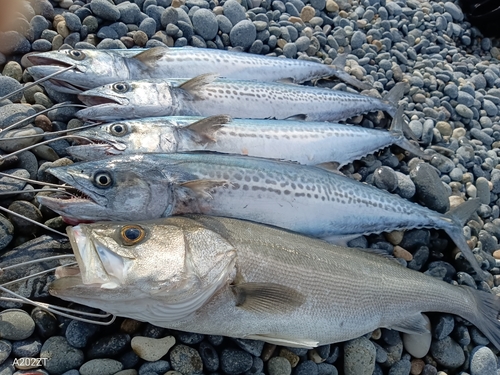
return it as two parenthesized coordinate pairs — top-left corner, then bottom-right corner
(66, 110), (426, 166)
(26, 46), (371, 94)
(50, 215), (500, 349)
(75, 74), (404, 122)
(37, 153), (484, 278)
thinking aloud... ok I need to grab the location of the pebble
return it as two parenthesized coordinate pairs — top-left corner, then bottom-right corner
(90, 0), (121, 21)
(410, 163), (450, 213)
(86, 333), (130, 359)
(223, 0), (247, 25)
(192, 9), (218, 40)
(65, 321), (99, 349)
(402, 314), (432, 359)
(470, 346), (497, 375)
(0, 310), (35, 341)
(220, 348), (253, 374)
(12, 337), (42, 358)
(0, 215), (14, 250)
(429, 337), (465, 368)
(343, 337), (376, 375)
(131, 335), (175, 362)
(169, 345), (203, 375)
(0, 340), (11, 365)
(40, 336), (84, 375)
(373, 166), (398, 192)
(230, 20), (257, 49)
(79, 359), (123, 375)
(294, 360), (319, 375)
(199, 341), (219, 372)
(268, 356), (292, 375)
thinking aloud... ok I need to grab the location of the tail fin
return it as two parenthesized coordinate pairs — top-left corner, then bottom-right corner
(461, 287), (500, 350)
(383, 83), (406, 117)
(390, 105), (422, 143)
(442, 199), (486, 279)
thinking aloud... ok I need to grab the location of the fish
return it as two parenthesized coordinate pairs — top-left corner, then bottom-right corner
(75, 74), (405, 122)
(49, 215), (500, 349)
(37, 153), (485, 278)
(66, 110), (427, 166)
(26, 46), (371, 94)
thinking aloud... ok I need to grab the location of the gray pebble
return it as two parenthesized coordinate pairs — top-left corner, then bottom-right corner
(318, 363), (338, 375)
(8, 200), (43, 235)
(394, 171), (416, 199)
(193, 9), (218, 40)
(268, 357), (291, 375)
(344, 337), (376, 375)
(220, 348), (253, 375)
(199, 341), (218, 372)
(294, 360), (319, 375)
(0, 340), (11, 365)
(430, 336), (465, 368)
(230, 20), (257, 49)
(31, 15), (49, 40)
(430, 154), (454, 174)
(233, 339), (264, 357)
(410, 163), (450, 213)
(482, 100), (498, 116)
(470, 346), (497, 375)
(139, 17), (157, 38)
(177, 332), (204, 345)
(0, 77), (23, 103)
(283, 42), (297, 58)
(170, 344), (203, 375)
(350, 30), (366, 49)
(476, 177), (491, 205)
(65, 320), (99, 348)
(161, 7), (178, 27)
(87, 333), (130, 359)
(118, 2), (142, 24)
(0, 310), (34, 341)
(373, 166), (398, 192)
(90, 0), (121, 21)
(0, 215), (14, 251)
(388, 358), (411, 375)
(97, 26), (119, 40)
(444, 1), (463, 21)
(223, 0), (247, 25)
(40, 336), (84, 375)
(470, 128), (494, 146)
(433, 315), (454, 340)
(139, 360), (170, 374)
(32, 39), (52, 51)
(64, 12), (82, 31)
(80, 359), (123, 375)
(12, 337), (41, 358)
(217, 15), (233, 34)
(96, 38), (127, 49)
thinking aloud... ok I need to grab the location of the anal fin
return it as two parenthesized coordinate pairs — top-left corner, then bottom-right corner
(243, 334), (319, 348)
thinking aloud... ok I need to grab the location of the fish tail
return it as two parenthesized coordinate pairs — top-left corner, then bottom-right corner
(442, 198), (487, 279)
(383, 83), (406, 117)
(390, 105), (422, 143)
(460, 286), (500, 350)
(328, 54), (373, 91)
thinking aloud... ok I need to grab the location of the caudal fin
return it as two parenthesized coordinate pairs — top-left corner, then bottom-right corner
(462, 286), (500, 350)
(442, 199), (487, 279)
(390, 105), (424, 144)
(329, 54), (373, 91)
(382, 83), (406, 117)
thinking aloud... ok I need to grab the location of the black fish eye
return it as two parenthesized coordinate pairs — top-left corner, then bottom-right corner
(69, 50), (86, 60)
(112, 82), (130, 93)
(120, 225), (146, 245)
(93, 171), (112, 188)
(110, 123), (127, 136)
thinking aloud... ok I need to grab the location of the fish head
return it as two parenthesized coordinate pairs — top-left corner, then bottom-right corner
(76, 80), (175, 121)
(67, 119), (178, 160)
(27, 49), (130, 94)
(37, 155), (175, 222)
(50, 217), (237, 320)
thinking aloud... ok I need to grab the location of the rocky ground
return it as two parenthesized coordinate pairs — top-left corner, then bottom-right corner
(0, 0), (499, 374)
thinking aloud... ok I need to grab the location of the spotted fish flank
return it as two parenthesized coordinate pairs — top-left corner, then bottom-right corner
(76, 75), (404, 122)
(38, 153), (484, 278)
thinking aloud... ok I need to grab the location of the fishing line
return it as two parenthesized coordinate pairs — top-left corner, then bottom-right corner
(0, 188), (67, 197)
(0, 206), (68, 237)
(0, 172), (69, 189)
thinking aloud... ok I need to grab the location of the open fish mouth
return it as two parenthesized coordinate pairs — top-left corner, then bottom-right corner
(27, 55), (75, 68)
(78, 93), (125, 107)
(67, 144), (126, 159)
(48, 78), (88, 92)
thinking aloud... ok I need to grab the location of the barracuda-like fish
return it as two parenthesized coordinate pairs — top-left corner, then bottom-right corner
(67, 111), (426, 165)
(37, 153), (485, 278)
(50, 215), (500, 349)
(75, 75), (405, 122)
(26, 46), (371, 94)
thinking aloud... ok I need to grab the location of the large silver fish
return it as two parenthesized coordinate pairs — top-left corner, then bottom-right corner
(67, 111), (426, 165)
(50, 215), (500, 349)
(37, 153), (485, 278)
(75, 74), (404, 122)
(26, 46), (371, 94)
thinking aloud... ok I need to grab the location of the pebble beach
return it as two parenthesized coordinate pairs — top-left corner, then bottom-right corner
(0, 0), (499, 374)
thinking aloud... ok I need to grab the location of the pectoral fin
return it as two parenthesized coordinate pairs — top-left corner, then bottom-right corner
(389, 313), (430, 334)
(133, 46), (169, 66)
(180, 179), (231, 199)
(231, 282), (305, 314)
(182, 115), (232, 144)
(244, 334), (318, 348)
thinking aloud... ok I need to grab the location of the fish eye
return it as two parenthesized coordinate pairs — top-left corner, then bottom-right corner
(110, 123), (128, 136)
(93, 171), (113, 188)
(120, 225), (146, 245)
(69, 50), (86, 60)
(112, 82), (130, 93)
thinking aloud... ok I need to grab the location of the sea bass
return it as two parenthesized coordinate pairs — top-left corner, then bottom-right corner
(26, 46), (371, 94)
(37, 153), (484, 278)
(67, 111), (426, 166)
(75, 74), (404, 122)
(50, 215), (500, 349)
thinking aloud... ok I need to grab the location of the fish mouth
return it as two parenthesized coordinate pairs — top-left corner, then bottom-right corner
(78, 93), (126, 107)
(27, 55), (75, 68)
(48, 78), (88, 93)
(67, 143), (126, 160)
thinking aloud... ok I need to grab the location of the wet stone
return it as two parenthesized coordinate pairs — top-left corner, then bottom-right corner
(429, 336), (465, 368)
(86, 334), (130, 359)
(373, 166), (398, 192)
(402, 315), (431, 359)
(199, 341), (219, 372)
(0, 104), (36, 129)
(41, 336), (84, 375)
(31, 308), (58, 340)
(7, 200), (43, 235)
(268, 357), (291, 375)
(11, 337), (41, 358)
(344, 337), (376, 375)
(170, 345), (203, 375)
(410, 162), (450, 213)
(220, 348), (253, 375)
(0, 77), (23, 103)
(470, 346), (497, 375)
(0, 310), (35, 341)
(65, 320), (99, 349)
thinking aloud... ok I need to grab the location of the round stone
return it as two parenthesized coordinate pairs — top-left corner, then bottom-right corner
(430, 337), (465, 368)
(230, 20), (256, 49)
(7, 200), (43, 235)
(90, 0), (120, 21)
(373, 166), (398, 192)
(470, 346), (497, 375)
(192, 9), (218, 40)
(344, 337), (376, 375)
(0, 215), (14, 250)
(223, 0), (246, 25)
(64, 12), (82, 32)
(65, 321), (99, 349)
(0, 310), (35, 341)
(131, 335), (175, 362)
(300, 5), (315, 22)
(402, 314), (431, 358)
(80, 359), (123, 375)
(87, 334), (130, 359)
(220, 348), (253, 375)
(410, 163), (450, 213)
(268, 356), (292, 375)
(41, 336), (85, 375)
(170, 344), (203, 375)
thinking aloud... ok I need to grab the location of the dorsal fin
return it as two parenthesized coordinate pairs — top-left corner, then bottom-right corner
(178, 73), (219, 95)
(132, 47), (169, 66)
(182, 115), (231, 144)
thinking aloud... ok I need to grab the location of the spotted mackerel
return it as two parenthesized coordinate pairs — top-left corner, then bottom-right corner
(38, 153), (484, 278)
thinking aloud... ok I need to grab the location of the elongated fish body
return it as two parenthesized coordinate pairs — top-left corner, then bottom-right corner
(27, 47), (370, 94)
(76, 76), (402, 122)
(51, 215), (500, 349)
(38, 153), (484, 277)
(67, 114), (425, 166)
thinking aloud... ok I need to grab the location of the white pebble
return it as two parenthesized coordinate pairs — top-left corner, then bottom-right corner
(131, 335), (175, 362)
(402, 314), (432, 358)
